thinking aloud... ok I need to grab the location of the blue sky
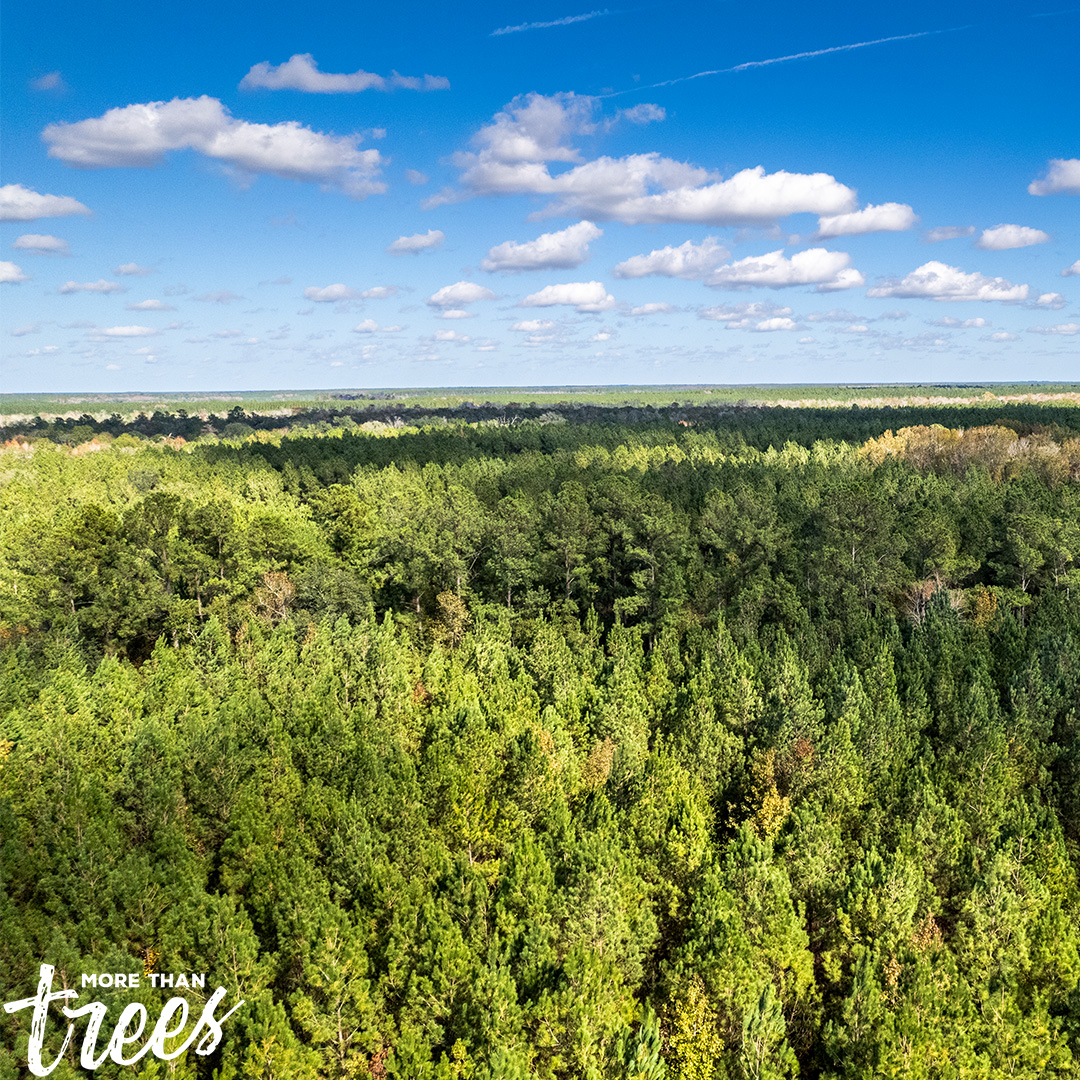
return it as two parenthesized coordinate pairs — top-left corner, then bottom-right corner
(1, 0), (1077, 391)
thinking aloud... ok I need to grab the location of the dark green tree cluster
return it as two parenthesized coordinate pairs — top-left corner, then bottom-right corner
(1, 408), (1078, 1078)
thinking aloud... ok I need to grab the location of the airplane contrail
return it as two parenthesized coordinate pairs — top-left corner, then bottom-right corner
(606, 25), (971, 95)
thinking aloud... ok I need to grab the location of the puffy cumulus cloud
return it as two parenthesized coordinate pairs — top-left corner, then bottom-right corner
(431, 92), (857, 226)
(556, 164), (857, 226)
(1062, 260), (1080, 277)
(1028, 158), (1080, 196)
(706, 248), (863, 291)
(433, 329), (471, 342)
(427, 281), (497, 308)
(931, 316), (988, 328)
(352, 319), (402, 332)
(1027, 322), (1080, 335)
(866, 261), (1028, 302)
(511, 319), (556, 331)
(60, 278), (124, 294)
(519, 280), (615, 312)
(752, 317), (799, 331)
(816, 202), (918, 238)
(839, 324), (871, 334)
(1031, 292), (1066, 309)
(304, 283), (358, 302)
(700, 301), (793, 328)
(985, 331), (1019, 342)
(629, 302), (675, 316)
(613, 237), (728, 280)
(126, 299), (176, 311)
(387, 229), (445, 254)
(406, 169), (429, 186)
(0, 183), (91, 221)
(239, 54), (449, 93)
(115, 262), (153, 276)
(361, 285), (399, 298)
(925, 225), (975, 242)
(0, 261), (29, 283)
(975, 224), (1050, 250)
(438, 309), (475, 320)
(43, 97), (385, 199)
(13, 233), (70, 255)
(483, 221), (601, 272)
(194, 290), (244, 304)
(591, 329), (613, 341)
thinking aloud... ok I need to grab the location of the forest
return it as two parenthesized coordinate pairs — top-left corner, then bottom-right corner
(1, 401), (1079, 1078)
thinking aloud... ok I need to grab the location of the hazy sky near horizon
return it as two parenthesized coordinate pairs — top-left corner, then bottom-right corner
(1, 0), (1077, 392)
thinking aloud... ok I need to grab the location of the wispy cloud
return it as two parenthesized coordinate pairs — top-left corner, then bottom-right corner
(615, 26), (969, 94)
(492, 9), (611, 36)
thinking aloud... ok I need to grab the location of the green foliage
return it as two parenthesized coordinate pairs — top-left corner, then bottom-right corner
(1, 403), (1078, 1077)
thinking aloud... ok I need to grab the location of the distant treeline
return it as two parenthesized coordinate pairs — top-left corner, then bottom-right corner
(5, 400), (1080, 450)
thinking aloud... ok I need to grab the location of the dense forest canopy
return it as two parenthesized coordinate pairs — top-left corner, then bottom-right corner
(1, 402), (1079, 1078)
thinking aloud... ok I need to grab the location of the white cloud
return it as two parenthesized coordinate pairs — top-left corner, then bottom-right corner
(615, 103), (666, 126)
(115, 262), (154, 276)
(492, 10), (610, 35)
(126, 299), (175, 311)
(0, 184), (91, 222)
(1027, 323), (1080, 335)
(511, 319), (556, 331)
(304, 283), (358, 302)
(43, 96), (385, 199)
(839, 324), (870, 334)
(1028, 158), (1080, 196)
(60, 278), (124, 294)
(0, 261), (29, 283)
(866, 261), (1028, 302)
(483, 220), (601, 272)
(11, 322), (41, 335)
(629, 302), (674, 316)
(706, 248), (863, 291)
(95, 325), (158, 337)
(1032, 292), (1066, 309)
(360, 285), (398, 298)
(352, 319), (402, 332)
(439, 310), (474, 319)
(1062, 260), (1080, 277)
(239, 54), (449, 93)
(613, 237), (728, 279)
(427, 281), (497, 307)
(816, 202), (918, 238)
(700, 301), (793, 328)
(433, 92), (857, 226)
(797, 336), (814, 343)
(13, 233), (70, 255)
(434, 329), (471, 342)
(925, 225), (975, 242)
(387, 229), (445, 254)
(752, 317), (798, 331)
(519, 280), (615, 312)
(931, 316), (988, 328)
(985, 332), (1018, 342)
(975, 224), (1051, 250)
(405, 169), (429, 186)
(31, 71), (65, 92)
